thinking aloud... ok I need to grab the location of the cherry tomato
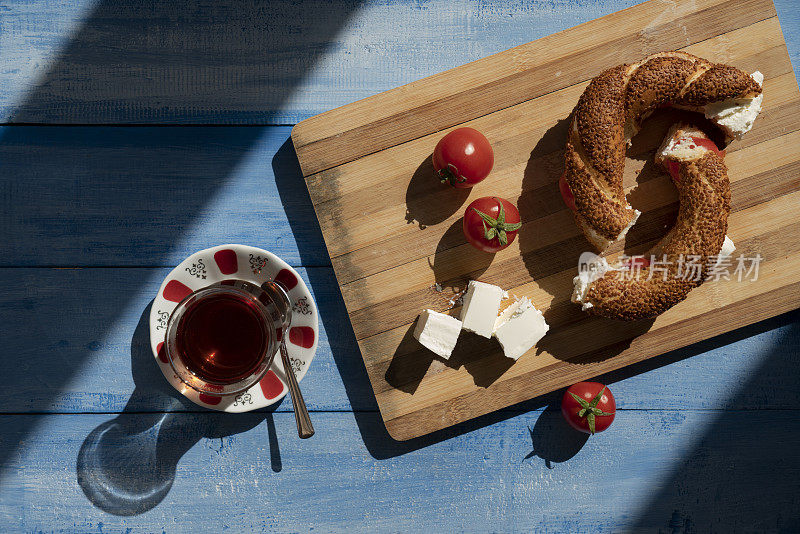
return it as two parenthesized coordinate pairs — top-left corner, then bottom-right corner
(559, 173), (576, 210)
(462, 196), (522, 253)
(561, 382), (616, 435)
(433, 127), (494, 188)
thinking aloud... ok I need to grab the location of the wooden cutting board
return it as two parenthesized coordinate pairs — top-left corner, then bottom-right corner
(292, 0), (800, 441)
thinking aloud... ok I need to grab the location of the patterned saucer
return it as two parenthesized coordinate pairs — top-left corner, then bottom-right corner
(149, 244), (318, 412)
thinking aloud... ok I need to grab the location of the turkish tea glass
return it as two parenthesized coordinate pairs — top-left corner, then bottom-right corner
(164, 279), (291, 396)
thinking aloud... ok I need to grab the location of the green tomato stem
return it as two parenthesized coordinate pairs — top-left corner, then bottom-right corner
(568, 387), (615, 435)
(437, 164), (466, 186)
(471, 198), (522, 246)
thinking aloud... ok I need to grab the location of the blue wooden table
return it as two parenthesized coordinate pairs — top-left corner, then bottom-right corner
(1, 1), (799, 532)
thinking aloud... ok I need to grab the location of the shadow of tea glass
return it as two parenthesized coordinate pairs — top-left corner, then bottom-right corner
(165, 279), (290, 396)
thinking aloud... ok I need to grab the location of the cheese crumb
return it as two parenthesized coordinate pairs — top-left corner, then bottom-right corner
(716, 235), (736, 266)
(416, 282), (550, 361)
(572, 253), (610, 310)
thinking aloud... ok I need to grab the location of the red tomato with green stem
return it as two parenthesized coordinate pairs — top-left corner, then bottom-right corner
(433, 127), (494, 188)
(561, 382), (616, 435)
(463, 196), (522, 253)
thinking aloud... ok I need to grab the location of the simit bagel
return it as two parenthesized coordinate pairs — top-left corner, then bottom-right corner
(571, 123), (735, 320)
(561, 51), (762, 251)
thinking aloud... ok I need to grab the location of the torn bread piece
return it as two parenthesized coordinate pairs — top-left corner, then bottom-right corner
(571, 255), (610, 311)
(493, 296), (550, 360)
(413, 309), (462, 360)
(571, 235), (736, 317)
(704, 71), (764, 140)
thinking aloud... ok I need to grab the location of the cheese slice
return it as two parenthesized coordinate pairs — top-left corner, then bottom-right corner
(493, 297), (549, 360)
(413, 309), (462, 359)
(704, 71), (764, 140)
(460, 280), (505, 338)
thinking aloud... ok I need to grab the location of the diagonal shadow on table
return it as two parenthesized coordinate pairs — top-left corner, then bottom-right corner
(628, 311), (800, 532)
(77, 303), (282, 516)
(0, 0), (363, 480)
(273, 136), (800, 461)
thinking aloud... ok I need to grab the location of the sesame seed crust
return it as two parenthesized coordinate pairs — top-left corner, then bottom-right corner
(583, 127), (731, 320)
(573, 64), (630, 182)
(624, 56), (696, 129)
(564, 51), (760, 252)
(565, 140), (629, 241)
(564, 52), (760, 319)
(677, 64), (762, 107)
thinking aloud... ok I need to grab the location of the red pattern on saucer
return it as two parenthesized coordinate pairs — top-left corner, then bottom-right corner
(163, 280), (193, 302)
(289, 326), (315, 349)
(214, 249), (238, 275)
(260, 370), (284, 400)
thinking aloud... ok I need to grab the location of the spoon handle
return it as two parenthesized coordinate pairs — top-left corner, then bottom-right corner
(280, 340), (315, 439)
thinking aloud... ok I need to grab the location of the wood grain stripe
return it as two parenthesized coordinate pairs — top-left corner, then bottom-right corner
(305, 17), (788, 208)
(383, 278), (800, 440)
(293, 0), (777, 175)
(380, 247), (800, 438)
(366, 211), (800, 400)
(317, 49), (795, 271)
(356, 181), (800, 401)
(296, 0), (800, 440)
(331, 86), (799, 291)
(342, 128), (800, 335)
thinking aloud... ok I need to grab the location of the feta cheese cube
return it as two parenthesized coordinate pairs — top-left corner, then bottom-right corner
(413, 309), (462, 359)
(493, 297), (549, 360)
(460, 280), (505, 338)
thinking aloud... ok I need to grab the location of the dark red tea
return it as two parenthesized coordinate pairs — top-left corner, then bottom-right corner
(174, 292), (269, 384)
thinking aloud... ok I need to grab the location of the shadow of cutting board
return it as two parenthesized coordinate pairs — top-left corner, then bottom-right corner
(292, 0), (800, 441)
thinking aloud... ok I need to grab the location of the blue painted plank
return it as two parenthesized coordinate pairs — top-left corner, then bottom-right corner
(0, 410), (797, 532)
(1, 267), (798, 415)
(0, 125), (328, 267)
(0, 1), (797, 124)
(0, 1), (797, 531)
(0, 0), (363, 124)
(0, 267), (367, 414)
